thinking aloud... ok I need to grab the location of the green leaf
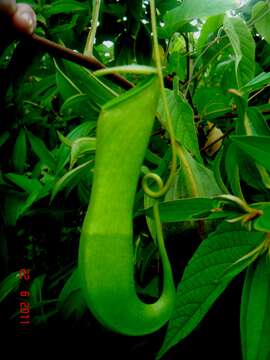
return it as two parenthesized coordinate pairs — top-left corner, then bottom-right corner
(51, 160), (93, 201)
(241, 254), (270, 360)
(16, 183), (53, 220)
(43, 0), (88, 17)
(224, 15), (255, 88)
(231, 135), (270, 172)
(157, 224), (265, 359)
(158, 90), (201, 162)
(144, 195), (157, 245)
(145, 149), (162, 166)
(135, 23), (152, 65)
(70, 137), (96, 169)
(0, 131), (10, 147)
(60, 93), (99, 121)
(61, 60), (116, 107)
(58, 269), (86, 320)
(167, 52), (186, 81)
(30, 275), (46, 309)
(166, 145), (222, 200)
(12, 129), (27, 173)
(145, 197), (217, 222)
(241, 72), (270, 93)
(194, 87), (231, 120)
(55, 121), (96, 175)
(115, 33), (135, 65)
(50, 14), (79, 34)
(164, 0), (239, 35)
(55, 60), (82, 101)
(197, 15), (224, 50)
(246, 107), (270, 137)
(5, 173), (42, 194)
(27, 131), (56, 171)
(212, 146), (230, 194)
(252, 1), (270, 44)
(0, 272), (20, 303)
(225, 143), (244, 198)
(2, 191), (26, 226)
(230, 93), (270, 189)
(254, 207), (270, 232)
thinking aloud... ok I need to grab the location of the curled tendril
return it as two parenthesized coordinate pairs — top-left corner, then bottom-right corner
(142, 167), (177, 198)
(142, 0), (177, 200)
(142, 172), (163, 198)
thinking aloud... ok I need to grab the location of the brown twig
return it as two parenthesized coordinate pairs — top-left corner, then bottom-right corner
(22, 33), (134, 90)
(200, 128), (234, 152)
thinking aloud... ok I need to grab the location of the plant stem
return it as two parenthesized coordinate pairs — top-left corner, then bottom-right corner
(23, 33), (133, 90)
(143, 0), (177, 199)
(84, 0), (101, 57)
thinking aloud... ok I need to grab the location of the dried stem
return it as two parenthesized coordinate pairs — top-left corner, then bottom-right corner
(22, 33), (133, 90)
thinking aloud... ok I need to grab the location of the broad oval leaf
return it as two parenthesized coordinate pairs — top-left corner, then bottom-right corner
(254, 206), (270, 232)
(224, 15), (255, 88)
(231, 135), (270, 173)
(241, 254), (270, 360)
(252, 1), (270, 44)
(197, 15), (224, 50)
(158, 90), (201, 162)
(164, 0), (239, 35)
(157, 224), (265, 359)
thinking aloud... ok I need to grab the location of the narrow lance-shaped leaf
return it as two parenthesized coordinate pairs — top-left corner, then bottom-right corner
(145, 197), (218, 223)
(51, 160), (93, 201)
(0, 272), (20, 303)
(241, 72), (270, 94)
(27, 131), (56, 171)
(70, 137), (96, 169)
(55, 121), (96, 175)
(58, 269), (87, 320)
(43, 0), (88, 17)
(12, 128), (27, 173)
(0, 131), (10, 147)
(5, 173), (42, 194)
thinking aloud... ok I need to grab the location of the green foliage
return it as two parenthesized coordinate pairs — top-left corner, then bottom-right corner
(252, 1), (270, 44)
(241, 254), (270, 360)
(158, 222), (266, 359)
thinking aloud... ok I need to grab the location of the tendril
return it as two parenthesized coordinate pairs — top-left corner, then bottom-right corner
(143, 0), (177, 199)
